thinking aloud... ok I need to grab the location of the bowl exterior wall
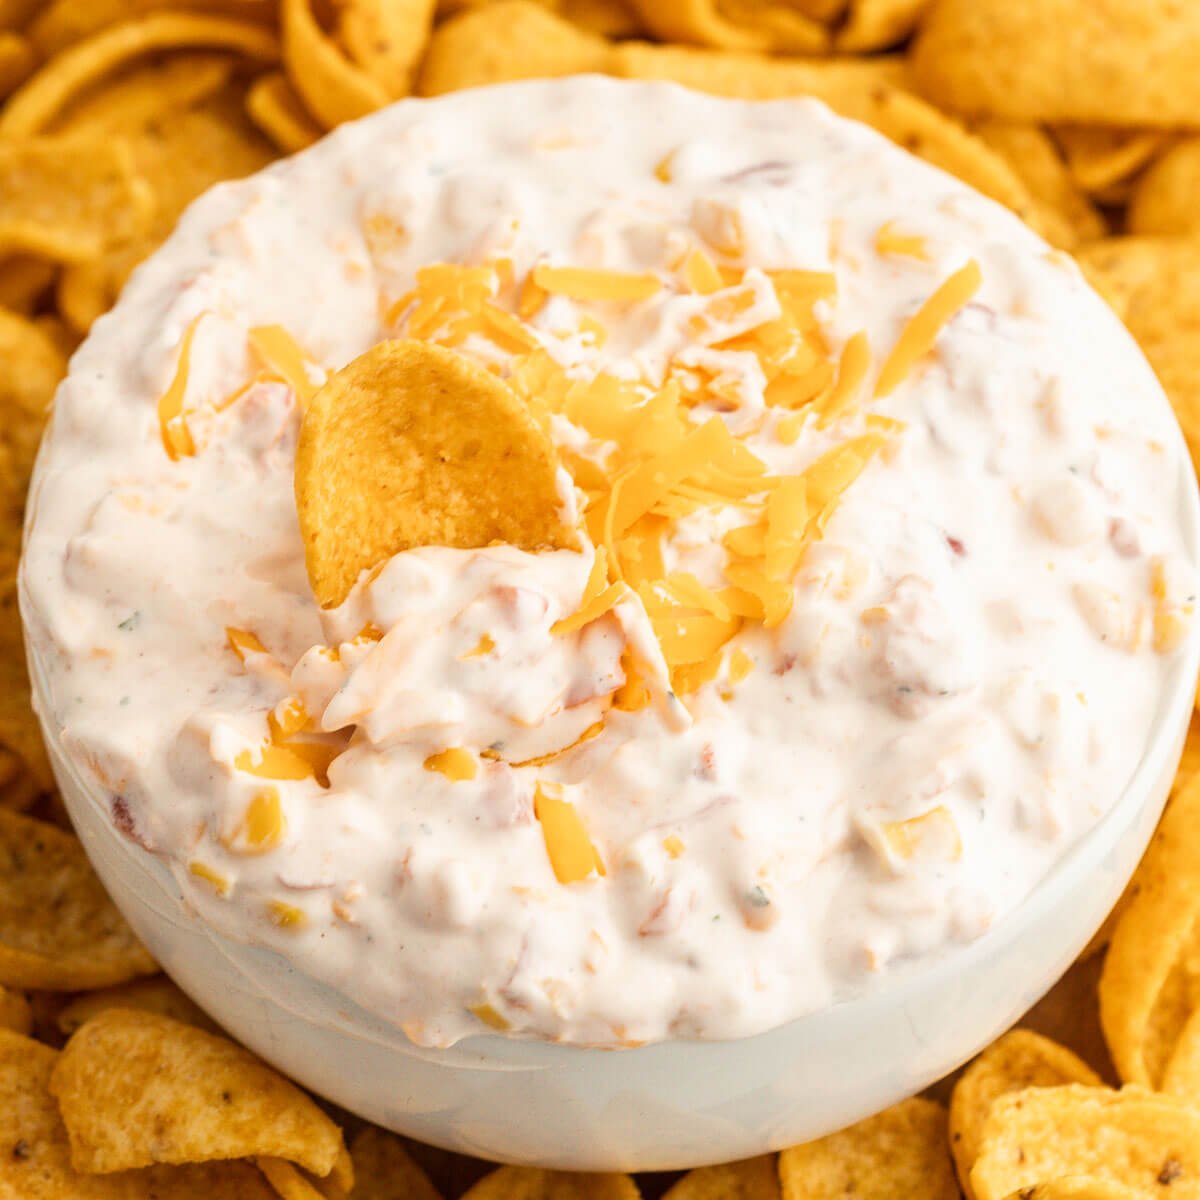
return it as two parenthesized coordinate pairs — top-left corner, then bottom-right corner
(37, 682), (1187, 1171)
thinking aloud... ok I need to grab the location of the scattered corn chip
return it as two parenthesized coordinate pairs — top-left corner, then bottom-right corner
(779, 1097), (959, 1199)
(247, 69), (323, 152)
(258, 1156), (337, 1200)
(335, 0), (435, 98)
(50, 51), (236, 134)
(629, 0), (830, 54)
(0, 983), (30, 1035)
(912, 1), (1200, 127)
(461, 1167), (641, 1200)
(0, 29), (31, 97)
(836, 0), (928, 53)
(0, 1027), (284, 1199)
(970, 1085), (1200, 1200)
(1000, 1183), (1147, 1199)
(1129, 140), (1200, 238)
(663, 1155), (779, 1200)
(1162, 1005), (1200, 1101)
(27, 0), (279, 57)
(56, 86), (275, 333)
(561, 0), (643, 38)
(282, 0), (389, 128)
(418, 1), (613, 96)
(949, 1031), (1101, 1197)
(972, 121), (1106, 250)
(55, 974), (219, 1038)
(1053, 126), (1170, 196)
(0, 255), (55, 314)
(50, 1007), (347, 1179)
(0, 137), (152, 264)
(1099, 775), (1200, 1086)
(1019, 953), (1115, 1085)
(349, 1126), (444, 1200)
(0, 810), (156, 990)
(0, 12), (278, 135)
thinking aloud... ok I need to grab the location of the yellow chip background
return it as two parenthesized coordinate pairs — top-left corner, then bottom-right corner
(0, 0), (1199, 1197)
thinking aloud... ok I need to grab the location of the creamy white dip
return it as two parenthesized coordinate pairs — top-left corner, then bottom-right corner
(20, 78), (1196, 1048)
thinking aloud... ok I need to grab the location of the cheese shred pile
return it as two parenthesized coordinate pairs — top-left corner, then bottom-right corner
(378, 247), (982, 698)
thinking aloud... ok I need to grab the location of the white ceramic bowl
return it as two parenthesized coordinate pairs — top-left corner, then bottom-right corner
(24, 431), (1200, 1169)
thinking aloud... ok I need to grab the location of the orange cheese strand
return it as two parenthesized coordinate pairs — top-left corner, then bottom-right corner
(815, 331), (871, 429)
(671, 650), (725, 696)
(552, 582), (627, 636)
(641, 593), (742, 667)
(157, 316), (201, 461)
(534, 783), (605, 884)
(722, 566), (792, 629)
(768, 269), (838, 306)
(618, 516), (667, 590)
(460, 633), (495, 659)
(683, 248), (724, 295)
(188, 861), (230, 896)
(415, 262), (499, 311)
(267, 900), (307, 929)
(728, 648), (755, 684)
(803, 433), (886, 518)
(248, 324), (319, 407)
(532, 264), (662, 303)
(234, 740), (338, 787)
(875, 259), (982, 397)
(268, 696), (309, 740)
(764, 476), (810, 581)
(662, 573), (732, 621)
(606, 417), (732, 536)
(470, 1002), (510, 1031)
(613, 646), (652, 712)
(242, 788), (286, 851)
(518, 270), (549, 319)
(226, 626), (268, 662)
(424, 747), (478, 782)
(874, 221), (930, 261)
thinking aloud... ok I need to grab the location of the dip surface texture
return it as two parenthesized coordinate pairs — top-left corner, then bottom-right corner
(21, 78), (1195, 1048)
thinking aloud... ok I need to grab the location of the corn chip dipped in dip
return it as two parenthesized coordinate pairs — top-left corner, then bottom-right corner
(20, 78), (1197, 1049)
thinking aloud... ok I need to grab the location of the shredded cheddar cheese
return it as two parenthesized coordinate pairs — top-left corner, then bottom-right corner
(267, 900), (308, 929)
(728, 648), (754, 684)
(460, 633), (495, 659)
(234, 740), (338, 787)
(683, 248), (724, 295)
(248, 324), (320, 407)
(423, 747), (478, 781)
(268, 696), (309, 740)
(470, 1002), (510, 1031)
(226, 626), (268, 662)
(242, 788), (286, 852)
(814, 331), (871, 429)
(534, 782), (605, 884)
(378, 256), (902, 699)
(157, 316), (201, 461)
(880, 805), (962, 863)
(874, 221), (930, 262)
(189, 861), (230, 896)
(531, 264), (662, 303)
(875, 260), (983, 398)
